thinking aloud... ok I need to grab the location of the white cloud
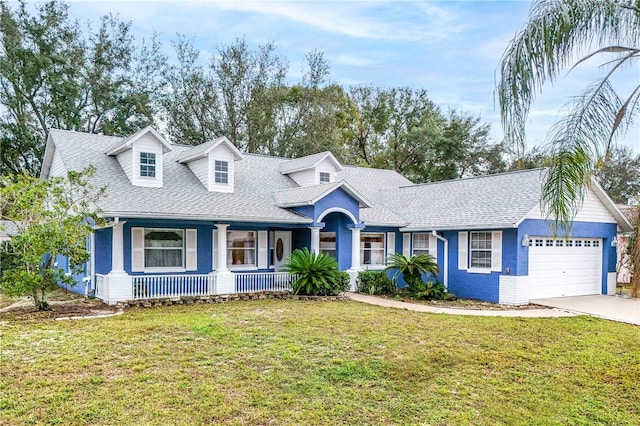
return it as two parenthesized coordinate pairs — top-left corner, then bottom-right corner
(213, 1), (461, 42)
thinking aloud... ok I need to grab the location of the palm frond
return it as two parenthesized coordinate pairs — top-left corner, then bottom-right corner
(541, 79), (622, 234)
(498, 0), (640, 149)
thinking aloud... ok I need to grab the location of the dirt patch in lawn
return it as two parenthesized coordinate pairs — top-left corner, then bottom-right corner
(385, 295), (550, 310)
(0, 296), (118, 322)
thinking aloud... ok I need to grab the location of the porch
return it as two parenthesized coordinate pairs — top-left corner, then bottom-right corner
(95, 271), (295, 305)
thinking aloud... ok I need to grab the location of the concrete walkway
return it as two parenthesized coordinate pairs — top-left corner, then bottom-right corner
(530, 295), (640, 325)
(347, 292), (576, 318)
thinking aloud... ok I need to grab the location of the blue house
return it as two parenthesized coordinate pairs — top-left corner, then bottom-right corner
(40, 127), (633, 305)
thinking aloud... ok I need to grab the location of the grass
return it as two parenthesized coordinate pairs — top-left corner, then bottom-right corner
(1, 300), (639, 425)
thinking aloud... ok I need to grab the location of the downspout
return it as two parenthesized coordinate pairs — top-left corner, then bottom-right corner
(432, 230), (448, 290)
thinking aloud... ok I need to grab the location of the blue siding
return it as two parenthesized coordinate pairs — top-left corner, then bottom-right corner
(323, 212), (352, 270)
(95, 227), (112, 275)
(443, 230), (502, 303)
(123, 219), (215, 275)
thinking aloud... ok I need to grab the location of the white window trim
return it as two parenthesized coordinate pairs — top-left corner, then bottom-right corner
(361, 232), (386, 269)
(214, 159), (229, 184)
(319, 171), (331, 183)
(319, 231), (337, 258)
(142, 228), (186, 273)
(227, 230), (257, 269)
(469, 231), (492, 271)
(462, 230), (502, 273)
(411, 233), (430, 256)
(139, 152), (157, 178)
(467, 267), (492, 275)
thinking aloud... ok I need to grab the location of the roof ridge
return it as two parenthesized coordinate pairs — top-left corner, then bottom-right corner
(399, 168), (545, 189)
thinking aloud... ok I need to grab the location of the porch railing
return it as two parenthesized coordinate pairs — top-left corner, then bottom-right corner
(95, 274), (107, 300)
(132, 274), (216, 300)
(235, 272), (294, 293)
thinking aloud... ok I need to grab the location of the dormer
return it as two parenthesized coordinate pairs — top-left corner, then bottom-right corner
(177, 136), (243, 193)
(106, 127), (172, 188)
(279, 151), (344, 187)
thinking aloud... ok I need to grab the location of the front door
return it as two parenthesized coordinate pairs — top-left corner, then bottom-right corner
(273, 231), (291, 271)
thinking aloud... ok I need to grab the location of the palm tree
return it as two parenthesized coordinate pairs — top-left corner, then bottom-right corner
(498, 0), (639, 231)
(383, 253), (439, 293)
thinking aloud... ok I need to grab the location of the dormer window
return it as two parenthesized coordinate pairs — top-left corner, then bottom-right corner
(215, 160), (229, 184)
(319, 172), (331, 183)
(140, 152), (156, 178)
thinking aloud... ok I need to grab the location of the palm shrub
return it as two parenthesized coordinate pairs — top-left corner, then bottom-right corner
(384, 253), (443, 300)
(356, 270), (395, 295)
(283, 248), (346, 296)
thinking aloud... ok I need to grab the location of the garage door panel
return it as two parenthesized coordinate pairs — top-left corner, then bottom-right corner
(528, 237), (602, 299)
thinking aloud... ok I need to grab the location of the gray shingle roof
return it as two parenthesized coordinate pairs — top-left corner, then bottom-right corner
(278, 151), (341, 174)
(175, 137), (225, 162)
(47, 130), (310, 223)
(272, 180), (372, 208)
(388, 169), (545, 230)
(47, 129), (600, 231)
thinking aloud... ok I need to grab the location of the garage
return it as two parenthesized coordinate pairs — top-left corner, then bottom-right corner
(527, 237), (602, 299)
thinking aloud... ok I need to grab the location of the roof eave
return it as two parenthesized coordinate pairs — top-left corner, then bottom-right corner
(101, 211), (313, 224)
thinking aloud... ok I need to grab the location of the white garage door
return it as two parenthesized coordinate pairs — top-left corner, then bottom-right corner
(528, 237), (602, 299)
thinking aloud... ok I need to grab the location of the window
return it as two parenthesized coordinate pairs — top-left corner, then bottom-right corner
(412, 233), (430, 256)
(470, 232), (492, 269)
(320, 232), (336, 258)
(215, 160), (229, 184)
(593, 240), (600, 248)
(556, 239), (564, 247)
(575, 240), (582, 247)
(545, 239), (553, 247)
(227, 231), (255, 267)
(319, 172), (331, 183)
(585, 240), (591, 247)
(361, 233), (385, 266)
(567, 240), (574, 247)
(140, 152), (156, 177)
(144, 229), (184, 268)
(535, 239), (543, 247)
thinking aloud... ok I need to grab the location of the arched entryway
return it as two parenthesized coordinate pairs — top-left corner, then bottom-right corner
(317, 208), (360, 271)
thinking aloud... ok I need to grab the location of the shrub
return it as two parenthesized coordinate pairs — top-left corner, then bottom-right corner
(407, 280), (447, 300)
(283, 248), (346, 296)
(356, 271), (395, 295)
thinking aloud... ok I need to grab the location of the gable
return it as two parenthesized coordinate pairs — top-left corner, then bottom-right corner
(49, 149), (68, 178)
(523, 186), (617, 224)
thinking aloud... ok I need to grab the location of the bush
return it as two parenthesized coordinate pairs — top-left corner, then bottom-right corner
(356, 271), (395, 295)
(398, 280), (446, 300)
(283, 248), (347, 296)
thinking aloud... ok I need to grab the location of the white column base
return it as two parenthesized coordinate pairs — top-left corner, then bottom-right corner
(104, 271), (132, 305)
(215, 270), (235, 294)
(346, 268), (361, 292)
(607, 272), (617, 295)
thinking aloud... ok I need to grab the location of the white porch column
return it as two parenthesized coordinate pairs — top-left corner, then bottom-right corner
(310, 226), (322, 254)
(214, 223), (235, 294)
(106, 219), (132, 304)
(349, 227), (361, 271)
(111, 220), (125, 272)
(346, 226), (363, 291)
(216, 224), (229, 273)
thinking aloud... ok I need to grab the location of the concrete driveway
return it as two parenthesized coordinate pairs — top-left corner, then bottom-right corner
(530, 295), (640, 325)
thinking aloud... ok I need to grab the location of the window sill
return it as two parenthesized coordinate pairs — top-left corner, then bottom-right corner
(362, 265), (385, 270)
(142, 267), (187, 274)
(229, 265), (257, 271)
(467, 268), (492, 275)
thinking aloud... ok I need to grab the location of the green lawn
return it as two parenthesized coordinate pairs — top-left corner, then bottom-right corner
(1, 300), (639, 425)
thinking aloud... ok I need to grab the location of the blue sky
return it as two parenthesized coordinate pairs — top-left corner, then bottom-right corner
(68, 0), (639, 154)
